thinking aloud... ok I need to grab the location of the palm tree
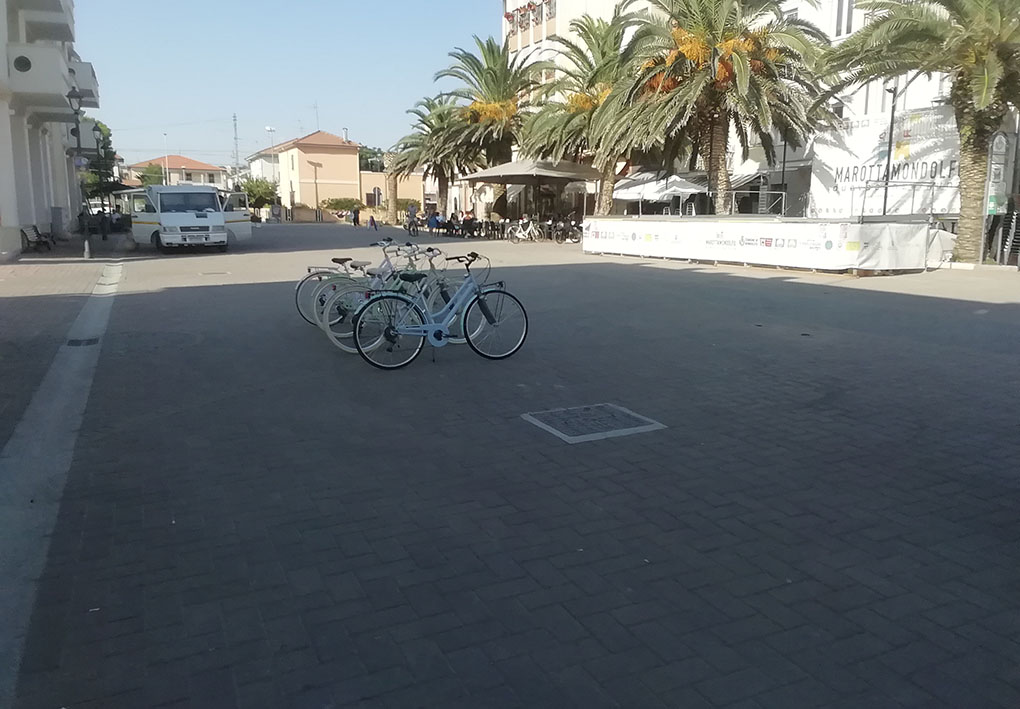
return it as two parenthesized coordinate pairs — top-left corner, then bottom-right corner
(826, 0), (1020, 263)
(615, 0), (832, 214)
(436, 36), (549, 215)
(523, 10), (643, 215)
(391, 97), (481, 217)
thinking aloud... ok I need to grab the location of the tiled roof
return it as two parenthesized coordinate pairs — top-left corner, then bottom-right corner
(248, 131), (360, 159)
(129, 155), (226, 171)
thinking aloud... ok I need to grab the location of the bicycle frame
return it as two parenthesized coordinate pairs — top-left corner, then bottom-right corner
(361, 268), (493, 348)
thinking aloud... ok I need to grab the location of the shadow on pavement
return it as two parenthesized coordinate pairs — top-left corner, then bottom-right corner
(5, 259), (1020, 708)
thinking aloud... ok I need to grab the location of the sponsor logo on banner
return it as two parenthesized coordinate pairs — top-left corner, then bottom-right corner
(775, 239), (785, 248)
(825, 241), (834, 250)
(740, 236), (759, 247)
(845, 241), (861, 251)
(787, 239), (797, 248)
(762, 238), (774, 247)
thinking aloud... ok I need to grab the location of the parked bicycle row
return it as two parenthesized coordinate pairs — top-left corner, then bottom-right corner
(403, 213), (582, 243)
(294, 238), (528, 370)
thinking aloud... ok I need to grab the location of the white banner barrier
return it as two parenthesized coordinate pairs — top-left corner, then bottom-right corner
(583, 218), (952, 271)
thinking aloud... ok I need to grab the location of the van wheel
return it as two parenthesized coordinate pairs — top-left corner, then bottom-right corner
(152, 231), (167, 253)
(217, 244), (228, 253)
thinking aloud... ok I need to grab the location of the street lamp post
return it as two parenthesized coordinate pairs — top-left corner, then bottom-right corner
(66, 87), (90, 259)
(882, 84), (898, 216)
(163, 132), (170, 184)
(92, 123), (103, 210)
(265, 126), (277, 187)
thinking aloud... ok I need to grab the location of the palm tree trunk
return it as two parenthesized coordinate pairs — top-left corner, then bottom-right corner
(595, 161), (617, 216)
(487, 139), (513, 219)
(708, 114), (733, 215)
(383, 152), (399, 225)
(437, 170), (450, 216)
(955, 133), (988, 263)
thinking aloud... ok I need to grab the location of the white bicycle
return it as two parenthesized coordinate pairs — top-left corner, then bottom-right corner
(353, 252), (528, 370)
(319, 246), (465, 354)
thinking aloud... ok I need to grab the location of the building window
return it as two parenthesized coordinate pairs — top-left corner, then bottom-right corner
(291, 154), (295, 170)
(532, 3), (543, 25)
(835, 0), (854, 36)
(518, 8), (529, 31)
(184, 172), (193, 182)
(208, 173), (217, 183)
(545, 0), (556, 19)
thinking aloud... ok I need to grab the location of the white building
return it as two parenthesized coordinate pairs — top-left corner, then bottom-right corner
(0, 0), (100, 260)
(124, 155), (228, 188)
(501, 0), (1017, 224)
(729, 0), (1011, 221)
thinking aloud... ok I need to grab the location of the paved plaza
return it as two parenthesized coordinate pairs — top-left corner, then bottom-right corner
(2, 224), (1020, 708)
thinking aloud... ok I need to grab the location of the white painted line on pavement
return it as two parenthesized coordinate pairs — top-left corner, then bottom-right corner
(0, 262), (122, 704)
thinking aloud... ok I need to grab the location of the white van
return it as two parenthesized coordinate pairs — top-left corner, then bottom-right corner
(120, 185), (251, 252)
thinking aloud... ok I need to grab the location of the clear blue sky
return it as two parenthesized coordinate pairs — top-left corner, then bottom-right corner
(77, 1), (498, 166)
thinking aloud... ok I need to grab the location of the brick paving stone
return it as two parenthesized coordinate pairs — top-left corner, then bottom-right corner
(6, 226), (1020, 707)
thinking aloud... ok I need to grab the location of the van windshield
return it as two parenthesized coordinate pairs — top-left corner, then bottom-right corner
(159, 192), (221, 213)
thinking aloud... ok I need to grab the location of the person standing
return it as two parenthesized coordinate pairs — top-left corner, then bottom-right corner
(97, 208), (110, 241)
(351, 206), (361, 228)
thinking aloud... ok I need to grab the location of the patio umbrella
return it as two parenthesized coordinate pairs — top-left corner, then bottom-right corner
(464, 159), (602, 185)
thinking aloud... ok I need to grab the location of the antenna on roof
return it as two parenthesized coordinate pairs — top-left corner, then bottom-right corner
(343, 127), (349, 142)
(313, 102), (320, 130)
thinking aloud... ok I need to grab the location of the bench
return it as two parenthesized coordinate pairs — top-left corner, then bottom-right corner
(20, 225), (54, 252)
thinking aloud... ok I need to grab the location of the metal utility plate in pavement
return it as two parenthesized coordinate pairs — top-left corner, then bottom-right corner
(521, 403), (666, 444)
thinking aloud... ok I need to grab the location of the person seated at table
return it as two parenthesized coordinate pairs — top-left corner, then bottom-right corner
(427, 211), (441, 234)
(462, 212), (476, 238)
(446, 211), (461, 236)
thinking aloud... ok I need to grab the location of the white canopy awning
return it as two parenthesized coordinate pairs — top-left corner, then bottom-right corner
(614, 171), (764, 201)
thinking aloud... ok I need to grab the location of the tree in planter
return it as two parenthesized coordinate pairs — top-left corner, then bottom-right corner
(826, 0), (1020, 263)
(239, 177), (278, 209)
(615, 0), (832, 214)
(524, 10), (643, 215)
(435, 36), (549, 215)
(138, 163), (165, 186)
(392, 96), (482, 217)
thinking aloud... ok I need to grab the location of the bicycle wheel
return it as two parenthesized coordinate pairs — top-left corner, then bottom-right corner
(295, 271), (333, 325)
(463, 290), (528, 360)
(322, 285), (370, 354)
(354, 295), (427, 369)
(507, 225), (522, 244)
(310, 277), (357, 327)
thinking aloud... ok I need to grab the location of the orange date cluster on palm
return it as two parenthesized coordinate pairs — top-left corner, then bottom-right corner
(642, 28), (780, 94)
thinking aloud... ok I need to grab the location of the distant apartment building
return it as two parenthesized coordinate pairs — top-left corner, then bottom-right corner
(0, 0), (102, 260)
(503, 0), (651, 76)
(125, 155), (228, 187)
(246, 130), (424, 209)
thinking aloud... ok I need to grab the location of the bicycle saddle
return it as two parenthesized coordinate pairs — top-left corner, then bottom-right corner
(332, 257), (352, 265)
(349, 260), (370, 269)
(399, 272), (428, 283)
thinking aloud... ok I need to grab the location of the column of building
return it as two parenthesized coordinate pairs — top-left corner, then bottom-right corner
(0, 0), (100, 260)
